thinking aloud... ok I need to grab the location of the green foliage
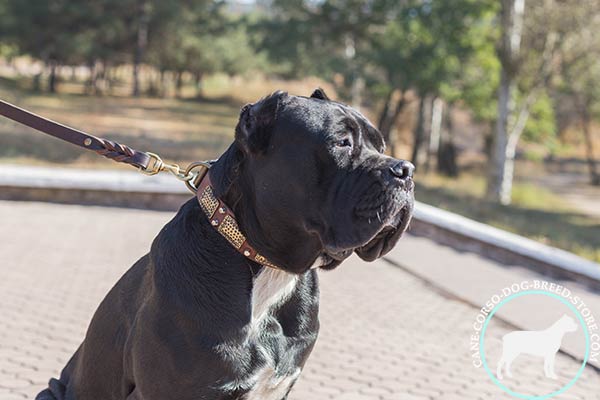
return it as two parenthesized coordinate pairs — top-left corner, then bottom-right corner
(0, 0), (260, 92)
(442, 8), (500, 122)
(2, 1), (86, 63)
(522, 92), (556, 142)
(0, 43), (18, 60)
(257, 0), (497, 105)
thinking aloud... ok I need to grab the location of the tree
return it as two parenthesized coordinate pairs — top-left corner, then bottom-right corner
(368, 0), (494, 162)
(486, 0), (588, 204)
(145, 2), (258, 99)
(439, 6), (500, 159)
(256, 0), (400, 144)
(1, 1), (100, 92)
(257, 0), (492, 161)
(556, 2), (600, 185)
(487, 0), (527, 204)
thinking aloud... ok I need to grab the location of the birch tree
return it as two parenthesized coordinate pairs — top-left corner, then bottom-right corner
(488, 0), (600, 203)
(487, 0), (526, 205)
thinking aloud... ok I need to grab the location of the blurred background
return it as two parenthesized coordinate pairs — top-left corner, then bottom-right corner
(0, 0), (598, 263)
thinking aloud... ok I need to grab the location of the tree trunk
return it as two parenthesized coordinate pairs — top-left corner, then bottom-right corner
(132, 0), (150, 97)
(426, 96), (443, 172)
(379, 92), (407, 153)
(195, 72), (204, 98)
(488, 69), (517, 205)
(580, 104), (600, 185)
(106, 64), (115, 95)
(132, 58), (141, 97)
(412, 96), (429, 168)
(344, 34), (363, 109)
(484, 122), (494, 160)
(97, 62), (107, 95)
(377, 90), (394, 134)
(351, 75), (364, 109)
(175, 71), (183, 98)
(33, 71), (42, 92)
(159, 69), (166, 97)
(437, 104), (458, 176)
(486, 0), (525, 205)
(48, 61), (57, 93)
(88, 61), (98, 94)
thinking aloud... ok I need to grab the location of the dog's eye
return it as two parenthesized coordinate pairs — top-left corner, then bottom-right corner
(336, 138), (352, 147)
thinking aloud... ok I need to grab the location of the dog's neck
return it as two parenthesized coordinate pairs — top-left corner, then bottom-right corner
(150, 198), (255, 318)
(195, 171), (281, 270)
(150, 198), (299, 329)
(208, 144), (322, 273)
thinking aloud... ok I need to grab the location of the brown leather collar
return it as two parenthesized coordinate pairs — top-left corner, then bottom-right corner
(196, 172), (281, 270)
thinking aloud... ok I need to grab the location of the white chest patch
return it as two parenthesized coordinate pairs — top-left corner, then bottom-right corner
(244, 268), (300, 399)
(244, 366), (301, 400)
(220, 268), (302, 399)
(250, 267), (298, 324)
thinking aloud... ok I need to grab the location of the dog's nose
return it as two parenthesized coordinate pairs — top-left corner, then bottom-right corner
(390, 160), (414, 180)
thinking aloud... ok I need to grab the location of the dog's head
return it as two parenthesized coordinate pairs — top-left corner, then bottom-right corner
(211, 89), (414, 274)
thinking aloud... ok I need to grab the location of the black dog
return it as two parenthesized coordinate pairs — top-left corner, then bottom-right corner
(37, 89), (414, 400)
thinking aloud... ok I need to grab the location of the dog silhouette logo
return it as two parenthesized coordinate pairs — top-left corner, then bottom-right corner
(497, 314), (578, 380)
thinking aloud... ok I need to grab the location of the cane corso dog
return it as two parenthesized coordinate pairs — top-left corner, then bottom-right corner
(37, 89), (414, 400)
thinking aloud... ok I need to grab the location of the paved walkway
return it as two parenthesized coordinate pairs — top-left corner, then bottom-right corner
(0, 201), (599, 399)
(388, 234), (600, 370)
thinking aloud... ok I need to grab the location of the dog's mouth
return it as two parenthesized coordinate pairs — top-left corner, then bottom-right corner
(354, 205), (411, 262)
(315, 178), (414, 270)
(316, 205), (412, 270)
(316, 248), (353, 270)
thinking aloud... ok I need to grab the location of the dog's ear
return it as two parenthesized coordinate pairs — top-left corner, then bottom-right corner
(310, 88), (330, 101)
(235, 91), (287, 154)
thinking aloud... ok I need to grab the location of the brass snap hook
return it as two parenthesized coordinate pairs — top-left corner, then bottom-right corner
(183, 161), (212, 193)
(139, 152), (211, 193)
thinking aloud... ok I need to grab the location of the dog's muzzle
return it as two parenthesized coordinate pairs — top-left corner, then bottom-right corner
(353, 160), (415, 261)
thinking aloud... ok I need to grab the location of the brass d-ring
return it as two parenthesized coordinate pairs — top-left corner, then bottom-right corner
(184, 161), (212, 193)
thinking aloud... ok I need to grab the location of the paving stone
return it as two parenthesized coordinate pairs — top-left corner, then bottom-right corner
(359, 385), (394, 397)
(0, 200), (598, 400)
(0, 389), (27, 399)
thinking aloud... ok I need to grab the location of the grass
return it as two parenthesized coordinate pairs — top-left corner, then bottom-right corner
(415, 172), (600, 263)
(0, 85), (241, 168)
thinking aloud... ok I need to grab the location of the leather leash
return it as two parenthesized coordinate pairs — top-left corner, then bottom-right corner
(0, 99), (152, 169)
(0, 99), (280, 269)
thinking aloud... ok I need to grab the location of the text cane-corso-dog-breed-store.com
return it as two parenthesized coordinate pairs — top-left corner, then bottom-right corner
(37, 89), (415, 400)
